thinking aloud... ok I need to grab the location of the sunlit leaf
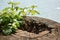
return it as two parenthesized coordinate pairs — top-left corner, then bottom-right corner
(14, 2), (20, 5)
(8, 2), (20, 5)
(8, 2), (14, 4)
(12, 22), (17, 29)
(30, 10), (40, 15)
(27, 10), (31, 13)
(30, 10), (36, 15)
(34, 10), (40, 14)
(20, 11), (26, 16)
(30, 5), (37, 9)
(3, 7), (10, 11)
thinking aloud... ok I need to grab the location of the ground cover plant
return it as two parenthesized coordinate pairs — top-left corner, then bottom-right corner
(0, 1), (39, 35)
(0, 1), (53, 36)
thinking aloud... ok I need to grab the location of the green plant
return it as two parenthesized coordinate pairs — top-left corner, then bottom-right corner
(28, 5), (39, 15)
(0, 1), (39, 35)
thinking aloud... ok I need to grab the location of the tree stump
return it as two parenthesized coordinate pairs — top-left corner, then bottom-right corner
(0, 16), (60, 40)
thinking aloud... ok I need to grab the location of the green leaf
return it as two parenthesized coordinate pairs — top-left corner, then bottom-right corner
(14, 14), (23, 20)
(2, 26), (12, 35)
(15, 21), (20, 27)
(34, 10), (40, 14)
(28, 10), (40, 15)
(30, 5), (37, 9)
(19, 7), (28, 11)
(8, 2), (14, 4)
(28, 10), (31, 13)
(8, 2), (20, 5)
(3, 7), (10, 11)
(2, 28), (12, 35)
(12, 22), (17, 29)
(30, 10), (36, 15)
(15, 6), (19, 11)
(19, 8), (24, 11)
(20, 11), (26, 16)
(10, 8), (14, 11)
(14, 2), (20, 5)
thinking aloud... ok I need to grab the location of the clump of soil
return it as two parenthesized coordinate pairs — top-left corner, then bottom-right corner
(19, 19), (53, 34)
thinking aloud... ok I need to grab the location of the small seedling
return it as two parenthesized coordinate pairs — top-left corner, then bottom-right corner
(0, 1), (39, 35)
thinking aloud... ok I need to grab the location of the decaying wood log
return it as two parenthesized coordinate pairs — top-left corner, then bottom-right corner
(0, 16), (59, 40)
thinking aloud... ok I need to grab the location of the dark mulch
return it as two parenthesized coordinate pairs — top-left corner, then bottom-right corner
(19, 19), (53, 34)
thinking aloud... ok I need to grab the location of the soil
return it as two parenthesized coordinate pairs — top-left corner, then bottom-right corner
(19, 19), (53, 34)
